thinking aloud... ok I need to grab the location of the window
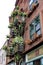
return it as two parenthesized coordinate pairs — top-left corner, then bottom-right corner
(29, 0), (38, 10)
(41, 58), (43, 65)
(27, 62), (33, 65)
(26, 59), (41, 65)
(33, 59), (40, 65)
(30, 15), (41, 40)
(29, 0), (33, 5)
(8, 62), (16, 65)
(29, 0), (38, 5)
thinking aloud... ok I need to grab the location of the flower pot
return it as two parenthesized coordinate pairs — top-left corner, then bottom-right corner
(32, 3), (36, 9)
(25, 39), (32, 45)
(33, 33), (38, 40)
(15, 6), (19, 10)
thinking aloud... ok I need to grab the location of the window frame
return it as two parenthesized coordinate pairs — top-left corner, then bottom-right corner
(30, 15), (41, 40)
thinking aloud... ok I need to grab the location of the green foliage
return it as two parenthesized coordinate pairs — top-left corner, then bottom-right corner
(23, 12), (27, 17)
(15, 6), (19, 10)
(9, 46), (14, 54)
(13, 36), (24, 44)
(14, 18), (19, 26)
(6, 35), (10, 38)
(15, 54), (21, 61)
(8, 23), (14, 28)
(19, 12), (24, 16)
(3, 46), (8, 51)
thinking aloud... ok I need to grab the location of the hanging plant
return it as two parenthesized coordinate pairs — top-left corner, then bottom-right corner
(12, 36), (24, 45)
(15, 54), (21, 61)
(23, 12), (27, 17)
(12, 42), (16, 47)
(15, 6), (19, 10)
(11, 27), (18, 37)
(14, 18), (19, 28)
(18, 24), (24, 36)
(15, 10), (18, 16)
(19, 12), (24, 17)
(11, 10), (18, 17)
(6, 35), (10, 38)
(8, 23), (14, 28)
(3, 46), (8, 51)
(7, 46), (15, 57)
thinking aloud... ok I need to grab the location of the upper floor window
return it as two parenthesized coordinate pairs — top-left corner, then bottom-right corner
(29, 0), (38, 11)
(30, 15), (41, 40)
(29, 0), (33, 6)
(29, 0), (38, 5)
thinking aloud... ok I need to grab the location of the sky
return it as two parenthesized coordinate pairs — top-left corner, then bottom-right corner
(0, 0), (16, 49)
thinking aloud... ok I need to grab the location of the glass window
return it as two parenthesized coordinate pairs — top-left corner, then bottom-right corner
(27, 62), (33, 65)
(30, 15), (41, 40)
(29, 0), (38, 6)
(36, 30), (41, 35)
(29, 0), (33, 5)
(27, 63), (30, 65)
(29, 0), (38, 10)
(8, 62), (16, 65)
(29, 62), (33, 65)
(35, 23), (40, 31)
(41, 58), (43, 65)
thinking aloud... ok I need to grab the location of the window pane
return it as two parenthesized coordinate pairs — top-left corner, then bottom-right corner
(41, 58), (43, 65)
(30, 15), (41, 40)
(30, 29), (35, 35)
(21, 62), (25, 65)
(35, 16), (40, 26)
(27, 63), (30, 65)
(36, 23), (40, 31)
(8, 62), (16, 65)
(26, 62), (33, 65)
(36, 30), (41, 35)
(34, 0), (38, 3)
(30, 23), (35, 35)
(29, 62), (33, 65)
(29, 0), (33, 5)
(30, 35), (33, 40)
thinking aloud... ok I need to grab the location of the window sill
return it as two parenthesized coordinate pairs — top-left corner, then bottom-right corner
(28, 34), (42, 45)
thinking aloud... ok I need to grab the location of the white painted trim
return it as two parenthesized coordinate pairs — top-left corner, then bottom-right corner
(26, 55), (43, 63)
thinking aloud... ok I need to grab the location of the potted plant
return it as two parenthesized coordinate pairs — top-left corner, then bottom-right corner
(11, 27), (18, 37)
(11, 10), (19, 17)
(6, 35), (10, 38)
(3, 46), (8, 51)
(18, 22), (25, 36)
(15, 54), (21, 61)
(19, 12), (24, 17)
(32, 3), (36, 9)
(18, 24), (24, 36)
(7, 46), (15, 57)
(14, 18), (19, 27)
(25, 39), (32, 45)
(33, 33), (38, 40)
(15, 6), (19, 10)
(8, 23), (13, 28)
(23, 12), (27, 17)
(15, 36), (23, 44)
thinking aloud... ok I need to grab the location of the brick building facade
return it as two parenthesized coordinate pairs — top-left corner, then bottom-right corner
(4, 0), (43, 65)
